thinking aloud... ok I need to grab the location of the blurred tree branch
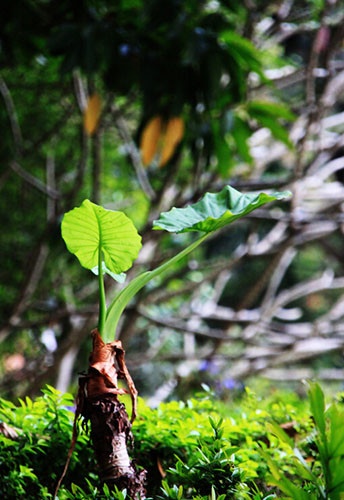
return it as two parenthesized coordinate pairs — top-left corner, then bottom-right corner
(1, 0), (344, 400)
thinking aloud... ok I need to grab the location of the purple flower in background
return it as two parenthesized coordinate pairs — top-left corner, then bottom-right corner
(199, 359), (220, 375)
(222, 378), (238, 390)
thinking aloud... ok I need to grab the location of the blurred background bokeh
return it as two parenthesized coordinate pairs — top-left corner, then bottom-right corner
(1, 0), (344, 402)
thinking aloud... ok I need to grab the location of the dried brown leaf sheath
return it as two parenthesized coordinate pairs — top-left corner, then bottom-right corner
(87, 329), (138, 421)
(54, 330), (146, 499)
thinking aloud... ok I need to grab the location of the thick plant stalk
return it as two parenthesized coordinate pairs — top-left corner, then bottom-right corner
(79, 329), (146, 498)
(54, 330), (146, 499)
(85, 395), (146, 496)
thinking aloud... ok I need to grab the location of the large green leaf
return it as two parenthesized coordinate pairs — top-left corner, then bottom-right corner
(153, 185), (291, 234)
(61, 199), (142, 274)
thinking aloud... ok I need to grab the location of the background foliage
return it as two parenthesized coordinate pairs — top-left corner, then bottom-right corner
(1, 0), (344, 402)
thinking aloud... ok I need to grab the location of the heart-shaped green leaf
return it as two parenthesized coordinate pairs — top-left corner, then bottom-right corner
(153, 185), (291, 233)
(61, 199), (142, 274)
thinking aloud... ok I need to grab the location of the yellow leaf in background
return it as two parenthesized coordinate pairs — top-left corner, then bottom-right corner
(140, 115), (184, 167)
(140, 115), (163, 166)
(84, 93), (102, 136)
(159, 117), (184, 167)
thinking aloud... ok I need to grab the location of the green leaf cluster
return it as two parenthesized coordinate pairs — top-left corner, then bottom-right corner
(61, 186), (290, 341)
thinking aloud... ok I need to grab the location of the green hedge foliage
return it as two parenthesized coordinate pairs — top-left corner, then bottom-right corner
(1, 383), (344, 499)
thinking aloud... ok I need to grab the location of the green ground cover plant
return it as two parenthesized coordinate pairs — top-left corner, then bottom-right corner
(1, 382), (344, 499)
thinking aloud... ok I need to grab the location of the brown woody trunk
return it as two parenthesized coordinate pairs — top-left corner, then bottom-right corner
(78, 330), (146, 499)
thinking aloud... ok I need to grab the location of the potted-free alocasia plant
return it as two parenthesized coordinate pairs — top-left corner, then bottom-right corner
(57, 185), (290, 499)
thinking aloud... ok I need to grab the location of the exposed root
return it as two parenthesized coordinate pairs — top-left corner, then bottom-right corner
(85, 395), (146, 498)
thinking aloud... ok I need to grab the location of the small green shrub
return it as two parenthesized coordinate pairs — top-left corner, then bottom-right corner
(160, 418), (248, 499)
(133, 387), (313, 498)
(1, 382), (344, 499)
(0, 386), (95, 499)
(261, 382), (344, 499)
